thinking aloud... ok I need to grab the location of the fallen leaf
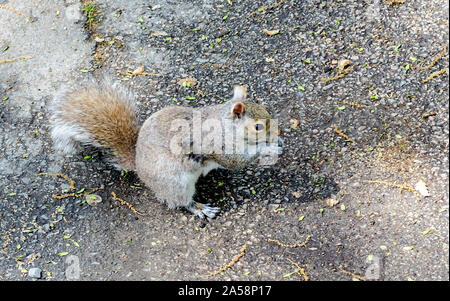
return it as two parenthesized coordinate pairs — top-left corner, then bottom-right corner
(337, 59), (353, 73)
(150, 31), (168, 38)
(326, 198), (339, 207)
(263, 29), (280, 36)
(414, 180), (430, 197)
(177, 77), (198, 87)
(291, 191), (302, 198)
(290, 119), (299, 130)
(131, 65), (145, 75)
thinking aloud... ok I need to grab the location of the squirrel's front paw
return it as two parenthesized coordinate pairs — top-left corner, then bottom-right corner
(186, 202), (220, 219)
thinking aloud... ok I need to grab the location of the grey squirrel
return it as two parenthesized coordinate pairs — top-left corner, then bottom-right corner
(50, 80), (282, 218)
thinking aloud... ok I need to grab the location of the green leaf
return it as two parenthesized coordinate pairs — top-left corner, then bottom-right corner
(283, 271), (297, 278)
(80, 69), (90, 73)
(304, 59), (311, 64)
(57, 252), (69, 257)
(185, 96), (196, 100)
(337, 106), (346, 110)
(298, 215), (305, 222)
(340, 204), (346, 211)
(422, 228), (434, 235)
(298, 85), (305, 91)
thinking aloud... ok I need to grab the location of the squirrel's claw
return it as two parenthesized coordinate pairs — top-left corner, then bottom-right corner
(186, 202), (220, 219)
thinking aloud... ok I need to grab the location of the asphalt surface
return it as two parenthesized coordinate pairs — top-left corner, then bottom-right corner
(0, 0), (448, 281)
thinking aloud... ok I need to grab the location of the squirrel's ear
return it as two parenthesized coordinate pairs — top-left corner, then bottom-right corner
(232, 102), (246, 119)
(231, 86), (247, 102)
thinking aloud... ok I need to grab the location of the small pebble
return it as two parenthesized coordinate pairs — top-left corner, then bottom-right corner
(28, 267), (42, 279)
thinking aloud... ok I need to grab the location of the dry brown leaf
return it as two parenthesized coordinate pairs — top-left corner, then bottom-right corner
(326, 198), (340, 207)
(338, 59), (353, 73)
(131, 65), (145, 75)
(383, 0), (405, 6)
(177, 77), (198, 87)
(150, 31), (168, 38)
(291, 191), (302, 198)
(290, 119), (299, 127)
(263, 29), (280, 36)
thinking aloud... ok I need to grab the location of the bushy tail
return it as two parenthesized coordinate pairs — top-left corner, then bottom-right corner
(50, 80), (139, 171)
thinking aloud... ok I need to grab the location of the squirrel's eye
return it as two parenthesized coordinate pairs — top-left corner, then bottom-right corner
(254, 123), (264, 131)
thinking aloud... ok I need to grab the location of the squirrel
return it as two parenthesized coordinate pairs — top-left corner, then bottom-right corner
(50, 80), (282, 219)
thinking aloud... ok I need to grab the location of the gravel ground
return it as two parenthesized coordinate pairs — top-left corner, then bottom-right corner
(0, 0), (448, 281)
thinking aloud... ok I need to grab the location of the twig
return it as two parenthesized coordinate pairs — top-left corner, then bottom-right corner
(111, 191), (146, 216)
(422, 68), (448, 83)
(0, 56), (31, 64)
(338, 264), (366, 281)
(287, 258), (309, 281)
(204, 244), (247, 277)
(248, 0), (284, 18)
(333, 124), (356, 144)
(0, 4), (27, 18)
(343, 100), (365, 108)
(320, 73), (345, 83)
(419, 45), (447, 70)
(52, 188), (100, 200)
(38, 173), (76, 191)
(364, 180), (420, 198)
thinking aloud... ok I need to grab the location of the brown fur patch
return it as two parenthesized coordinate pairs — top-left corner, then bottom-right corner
(61, 85), (139, 170)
